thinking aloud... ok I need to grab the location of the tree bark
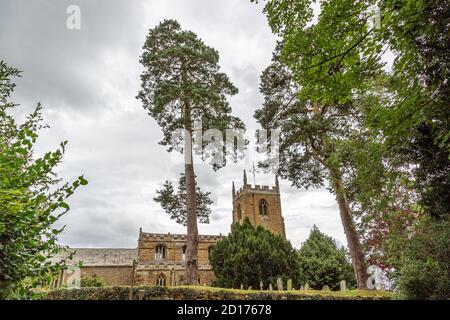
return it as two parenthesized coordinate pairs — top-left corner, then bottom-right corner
(184, 158), (199, 284)
(331, 173), (368, 289)
(183, 92), (199, 285)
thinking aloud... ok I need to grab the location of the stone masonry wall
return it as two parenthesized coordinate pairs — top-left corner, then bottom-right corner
(233, 186), (286, 238)
(134, 268), (215, 286)
(79, 266), (134, 286)
(138, 232), (221, 264)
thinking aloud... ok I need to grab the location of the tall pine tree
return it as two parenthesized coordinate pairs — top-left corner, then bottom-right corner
(138, 20), (245, 284)
(255, 52), (373, 288)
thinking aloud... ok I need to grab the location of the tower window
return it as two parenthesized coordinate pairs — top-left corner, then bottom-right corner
(155, 244), (166, 260)
(237, 204), (242, 220)
(156, 273), (166, 286)
(259, 199), (268, 216)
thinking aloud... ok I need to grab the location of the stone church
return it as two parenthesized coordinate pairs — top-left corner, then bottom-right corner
(55, 171), (285, 287)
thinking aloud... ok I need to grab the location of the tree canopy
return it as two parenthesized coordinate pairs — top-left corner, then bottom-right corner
(252, 0), (449, 298)
(209, 218), (300, 289)
(255, 47), (370, 288)
(137, 19), (245, 169)
(154, 173), (213, 226)
(298, 226), (356, 290)
(253, 0), (449, 218)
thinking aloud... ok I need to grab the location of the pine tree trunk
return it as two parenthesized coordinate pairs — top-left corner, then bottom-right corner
(183, 103), (199, 285)
(184, 161), (199, 284)
(331, 174), (368, 289)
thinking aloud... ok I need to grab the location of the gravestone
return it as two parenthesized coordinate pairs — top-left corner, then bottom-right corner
(240, 284), (244, 290)
(322, 285), (330, 291)
(304, 283), (310, 290)
(287, 279), (293, 291)
(300, 285), (304, 290)
(260, 281), (264, 291)
(340, 280), (347, 291)
(276, 277), (284, 291)
(269, 283), (273, 291)
(248, 286), (252, 290)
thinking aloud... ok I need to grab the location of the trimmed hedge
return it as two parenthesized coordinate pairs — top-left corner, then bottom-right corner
(45, 286), (392, 300)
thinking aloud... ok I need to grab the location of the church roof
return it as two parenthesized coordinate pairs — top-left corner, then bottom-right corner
(52, 248), (138, 266)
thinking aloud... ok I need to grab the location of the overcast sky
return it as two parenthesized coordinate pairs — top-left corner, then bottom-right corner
(0, 0), (346, 249)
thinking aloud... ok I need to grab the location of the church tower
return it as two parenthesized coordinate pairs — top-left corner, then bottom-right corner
(232, 170), (286, 239)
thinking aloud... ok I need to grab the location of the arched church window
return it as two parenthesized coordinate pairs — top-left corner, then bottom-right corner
(156, 273), (166, 286)
(155, 244), (166, 260)
(259, 199), (268, 216)
(181, 245), (187, 261)
(237, 204), (242, 220)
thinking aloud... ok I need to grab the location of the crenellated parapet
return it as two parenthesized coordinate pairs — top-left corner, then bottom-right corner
(233, 171), (280, 200)
(138, 231), (223, 243)
(234, 184), (278, 199)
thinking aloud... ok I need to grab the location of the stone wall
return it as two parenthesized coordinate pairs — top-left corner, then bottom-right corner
(80, 266), (134, 286)
(232, 185), (286, 238)
(138, 232), (222, 264)
(55, 233), (221, 288)
(134, 266), (215, 286)
(135, 231), (221, 286)
(60, 264), (215, 287)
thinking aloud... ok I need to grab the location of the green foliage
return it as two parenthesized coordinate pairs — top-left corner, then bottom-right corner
(389, 217), (450, 300)
(209, 218), (301, 289)
(45, 285), (392, 300)
(253, 0), (449, 298)
(154, 173), (213, 226)
(80, 275), (106, 288)
(255, 55), (323, 188)
(0, 61), (87, 298)
(255, 43), (370, 288)
(253, 0), (449, 218)
(255, 51), (369, 189)
(298, 226), (356, 290)
(252, 2), (388, 211)
(376, 0), (450, 219)
(137, 19), (245, 169)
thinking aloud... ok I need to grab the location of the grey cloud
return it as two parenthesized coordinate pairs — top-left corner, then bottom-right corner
(1, 0), (347, 250)
(1, 0), (144, 112)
